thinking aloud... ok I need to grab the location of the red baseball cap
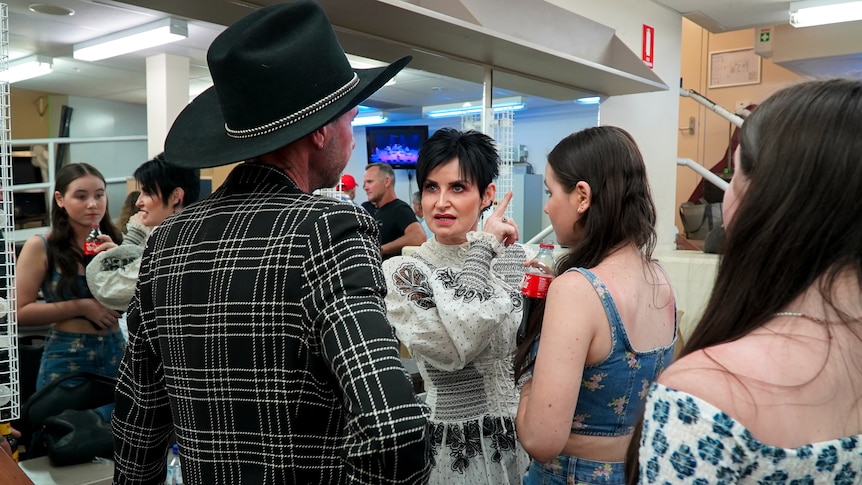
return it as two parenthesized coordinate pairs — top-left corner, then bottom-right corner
(338, 174), (358, 190)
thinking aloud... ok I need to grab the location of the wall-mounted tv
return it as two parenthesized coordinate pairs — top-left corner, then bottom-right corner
(366, 125), (429, 169)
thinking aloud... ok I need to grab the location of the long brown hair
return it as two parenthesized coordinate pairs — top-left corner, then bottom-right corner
(625, 79), (862, 484)
(48, 163), (123, 296)
(514, 126), (657, 381)
(688, 79), (862, 354)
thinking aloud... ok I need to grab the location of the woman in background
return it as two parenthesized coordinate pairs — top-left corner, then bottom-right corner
(412, 190), (433, 239)
(629, 79), (862, 483)
(16, 162), (125, 422)
(516, 126), (676, 485)
(383, 128), (530, 484)
(87, 153), (200, 311)
(115, 190), (141, 230)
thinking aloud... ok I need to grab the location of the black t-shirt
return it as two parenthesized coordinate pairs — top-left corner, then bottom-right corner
(374, 199), (418, 258)
(361, 201), (377, 217)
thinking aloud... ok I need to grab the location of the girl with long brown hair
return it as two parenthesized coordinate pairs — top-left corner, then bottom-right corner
(629, 79), (862, 483)
(516, 126), (676, 485)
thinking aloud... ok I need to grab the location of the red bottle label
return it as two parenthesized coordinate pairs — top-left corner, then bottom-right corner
(521, 273), (553, 299)
(84, 241), (102, 255)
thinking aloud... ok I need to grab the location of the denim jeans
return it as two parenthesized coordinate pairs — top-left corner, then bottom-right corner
(523, 456), (625, 485)
(36, 329), (126, 422)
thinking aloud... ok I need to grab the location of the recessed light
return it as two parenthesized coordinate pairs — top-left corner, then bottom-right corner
(28, 4), (75, 16)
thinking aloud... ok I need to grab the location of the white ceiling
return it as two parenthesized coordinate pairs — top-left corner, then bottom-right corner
(0, 0), (848, 113)
(3, 0), (565, 116)
(650, 0), (792, 33)
(5, 0), (219, 103)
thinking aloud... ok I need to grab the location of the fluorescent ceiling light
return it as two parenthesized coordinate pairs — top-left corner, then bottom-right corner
(73, 17), (188, 61)
(422, 96), (526, 119)
(576, 96), (602, 105)
(789, 0), (862, 27)
(352, 112), (389, 126)
(0, 55), (53, 83)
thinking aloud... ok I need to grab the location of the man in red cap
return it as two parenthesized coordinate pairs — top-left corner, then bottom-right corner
(336, 173), (359, 205)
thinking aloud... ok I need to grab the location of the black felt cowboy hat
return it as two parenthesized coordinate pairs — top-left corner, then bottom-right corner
(165, 0), (410, 168)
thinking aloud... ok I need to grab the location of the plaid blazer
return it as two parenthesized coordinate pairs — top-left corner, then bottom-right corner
(113, 163), (431, 485)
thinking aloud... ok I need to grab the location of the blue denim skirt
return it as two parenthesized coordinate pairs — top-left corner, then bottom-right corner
(36, 329), (126, 422)
(523, 456), (625, 485)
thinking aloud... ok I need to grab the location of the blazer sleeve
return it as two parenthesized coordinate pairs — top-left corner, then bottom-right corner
(112, 237), (175, 485)
(382, 231), (521, 372)
(305, 205), (431, 485)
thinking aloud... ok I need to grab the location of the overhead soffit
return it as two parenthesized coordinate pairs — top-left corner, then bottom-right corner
(119, 0), (668, 100)
(318, 0), (668, 98)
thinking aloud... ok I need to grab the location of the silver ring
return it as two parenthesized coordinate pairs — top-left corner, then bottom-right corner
(501, 216), (508, 223)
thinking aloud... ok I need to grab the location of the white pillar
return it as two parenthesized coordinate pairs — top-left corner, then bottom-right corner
(146, 53), (189, 158)
(481, 68), (493, 135)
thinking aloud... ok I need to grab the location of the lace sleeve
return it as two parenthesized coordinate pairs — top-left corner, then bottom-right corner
(383, 241), (522, 372)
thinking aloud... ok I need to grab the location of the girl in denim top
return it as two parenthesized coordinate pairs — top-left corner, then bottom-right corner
(515, 127), (677, 485)
(16, 163), (125, 423)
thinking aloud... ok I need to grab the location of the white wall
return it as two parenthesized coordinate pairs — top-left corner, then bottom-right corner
(548, 0), (683, 251)
(67, 96), (148, 219)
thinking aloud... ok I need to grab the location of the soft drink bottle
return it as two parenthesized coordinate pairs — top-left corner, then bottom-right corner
(518, 241), (557, 344)
(84, 223), (102, 255)
(520, 241), (557, 299)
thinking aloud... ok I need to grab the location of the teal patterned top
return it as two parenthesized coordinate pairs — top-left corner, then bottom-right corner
(638, 383), (862, 484)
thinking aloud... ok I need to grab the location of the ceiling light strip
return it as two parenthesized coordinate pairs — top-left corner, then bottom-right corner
(0, 55), (53, 83)
(789, 0), (862, 27)
(73, 17), (188, 61)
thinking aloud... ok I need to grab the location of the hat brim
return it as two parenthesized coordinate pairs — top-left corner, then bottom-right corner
(165, 56), (411, 169)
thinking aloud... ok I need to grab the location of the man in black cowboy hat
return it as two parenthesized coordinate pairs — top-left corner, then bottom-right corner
(111, 2), (431, 484)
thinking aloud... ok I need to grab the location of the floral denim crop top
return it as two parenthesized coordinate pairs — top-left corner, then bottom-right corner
(37, 234), (94, 302)
(530, 267), (676, 437)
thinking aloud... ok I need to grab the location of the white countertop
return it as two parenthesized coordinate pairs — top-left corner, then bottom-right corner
(19, 456), (113, 485)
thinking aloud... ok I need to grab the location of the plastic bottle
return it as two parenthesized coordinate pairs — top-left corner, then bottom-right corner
(84, 223), (103, 255)
(0, 422), (18, 462)
(520, 241), (557, 299)
(166, 443), (183, 485)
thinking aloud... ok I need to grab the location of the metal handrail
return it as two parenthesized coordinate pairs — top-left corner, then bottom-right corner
(525, 224), (554, 245)
(676, 158), (730, 192)
(679, 88), (745, 128)
(524, 89), (742, 245)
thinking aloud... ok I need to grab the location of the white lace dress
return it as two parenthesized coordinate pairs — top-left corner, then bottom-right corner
(382, 232), (532, 485)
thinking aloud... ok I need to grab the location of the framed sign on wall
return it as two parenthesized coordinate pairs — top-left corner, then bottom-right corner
(709, 48), (762, 88)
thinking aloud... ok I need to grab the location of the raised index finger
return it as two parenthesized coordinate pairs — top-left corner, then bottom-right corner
(494, 191), (514, 218)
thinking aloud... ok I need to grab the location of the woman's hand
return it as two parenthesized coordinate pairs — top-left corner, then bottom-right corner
(93, 233), (117, 253)
(78, 298), (121, 329)
(129, 211), (145, 227)
(482, 191), (520, 247)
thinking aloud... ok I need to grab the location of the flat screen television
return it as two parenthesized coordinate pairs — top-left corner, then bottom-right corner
(366, 125), (429, 169)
